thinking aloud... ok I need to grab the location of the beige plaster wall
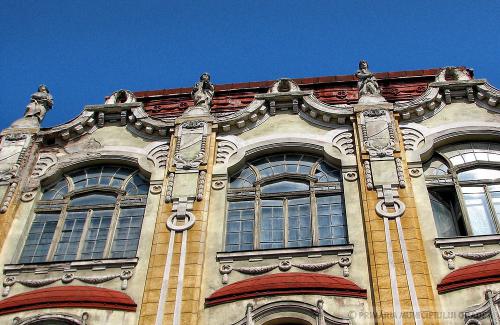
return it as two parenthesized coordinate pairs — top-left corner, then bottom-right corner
(421, 102), (500, 128)
(199, 115), (372, 325)
(0, 126), (167, 324)
(91, 125), (155, 148)
(0, 308), (137, 324)
(238, 113), (331, 141)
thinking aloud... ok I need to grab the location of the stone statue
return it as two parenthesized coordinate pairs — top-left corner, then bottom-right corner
(191, 73), (214, 110)
(24, 84), (53, 122)
(356, 60), (381, 96)
(10, 84), (53, 129)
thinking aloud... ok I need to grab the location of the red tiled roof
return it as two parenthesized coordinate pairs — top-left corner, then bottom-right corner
(437, 259), (500, 294)
(205, 272), (367, 307)
(134, 68), (447, 119)
(0, 285), (137, 315)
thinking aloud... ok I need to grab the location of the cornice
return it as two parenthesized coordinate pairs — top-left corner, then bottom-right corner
(38, 91), (174, 143)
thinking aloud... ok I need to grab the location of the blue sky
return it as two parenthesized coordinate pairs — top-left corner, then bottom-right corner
(1, 1), (499, 131)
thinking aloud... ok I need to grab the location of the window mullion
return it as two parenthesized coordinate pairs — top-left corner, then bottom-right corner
(254, 187), (261, 250)
(484, 185), (500, 233)
(47, 206), (68, 261)
(283, 198), (288, 248)
(311, 187), (318, 246)
(455, 182), (474, 235)
(76, 209), (93, 259)
(104, 198), (122, 258)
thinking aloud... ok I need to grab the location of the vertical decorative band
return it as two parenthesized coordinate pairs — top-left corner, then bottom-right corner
(384, 217), (403, 325)
(173, 230), (189, 325)
(396, 217), (422, 325)
(155, 230), (176, 325)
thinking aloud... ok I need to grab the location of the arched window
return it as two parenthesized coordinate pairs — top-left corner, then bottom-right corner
(424, 142), (500, 237)
(19, 166), (149, 263)
(225, 153), (347, 252)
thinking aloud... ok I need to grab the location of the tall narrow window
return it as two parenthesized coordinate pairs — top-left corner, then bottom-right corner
(424, 142), (500, 237)
(19, 166), (149, 263)
(225, 154), (347, 252)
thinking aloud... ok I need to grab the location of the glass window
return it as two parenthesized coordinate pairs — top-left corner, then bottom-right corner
(225, 153), (347, 251)
(19, 166), (148, 263)
(425, 142), (500, 237)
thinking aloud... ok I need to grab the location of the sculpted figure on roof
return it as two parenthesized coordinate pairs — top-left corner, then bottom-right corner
(355, 60), (380, 96)
(24, 84), (53, 122)
(191, 72), (215, 111)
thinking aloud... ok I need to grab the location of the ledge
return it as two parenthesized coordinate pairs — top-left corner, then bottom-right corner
(205, 272), (366, 307)
(4, 257), (138, 275)
(0, 286), (136, 315)
(216, 244), (353, 262)
(434, 235), (500, 248)
(437, 259), (500, 294)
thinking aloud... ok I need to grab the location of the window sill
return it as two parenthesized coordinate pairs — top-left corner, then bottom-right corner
(434, 234), (500, 248)
(4, 257), (138, 275)
(216, 244), (353, 262)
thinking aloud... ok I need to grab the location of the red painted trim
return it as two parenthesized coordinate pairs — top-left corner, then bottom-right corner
(0, 286), (136, 316)
(205, 272), (367, 307)
(133, 67), (445, 98)
(437, 259), (500, 294)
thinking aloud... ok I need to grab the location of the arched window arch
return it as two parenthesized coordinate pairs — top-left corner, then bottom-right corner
(19, 166), (149, 263)
(225, 153), (347, 252)
(424, 142), (500, 237)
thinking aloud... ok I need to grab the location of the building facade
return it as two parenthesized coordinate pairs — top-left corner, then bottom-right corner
(0, 63), (499, 325)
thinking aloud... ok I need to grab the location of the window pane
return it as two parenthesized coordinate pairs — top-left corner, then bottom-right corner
(458, 168), (500, 181)
(260, 200), (284, 249)
(69, 193), (116, 206)
(261, 181), (309, 194)
(80, 209), (113, 260)
(125, 174), (149, 195)
(315, 162), (341, 182)
(229, 166), (256, 188)
(287, 197), (312, 247)
(317, 195), (347, 246)
(53, 211), (87, 261)
(225, 202), (254, 251)
(19, 213), (59, 263)
(41, 179), (69, 200)
(111, 208), (145, 258)
(429, 192), (459, 237)
(463, 187), (496, 235)
(488, 186), (500, 231)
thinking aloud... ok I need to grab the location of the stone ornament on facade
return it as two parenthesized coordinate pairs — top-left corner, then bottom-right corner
(233, 300), (350, 325)
(409, 168), (422, 177)
(332, 131), (355, 156)
(359, 109), (396, 158)
(211, 179), (225, 190)
(13, 312), (89, 325)
(181, 73), (215, 116)
(463, 290), (500, 325)
(166, 211), (196, 232)
(146, 143), (170, 169)
(218, 257), (351, 284)
(173, 121), (208, 170)
(355, 60), (387, 104)
(363, 161), (374, 190)
(2, 269), (133, 297)
(441, 249), (500, 270)
(150, 184), (162, 195)
(343, 171), (358, 182)
(10, 85), (53, 128)
(215, 136), (239, 164)
(105, 89), (137, 104)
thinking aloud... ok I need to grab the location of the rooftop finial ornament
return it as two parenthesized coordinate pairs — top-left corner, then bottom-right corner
(183, 73), (214, 117)
(10, 84), (53, 128)
(191, 73), (214, 109)
(355, 60), (386, 104)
